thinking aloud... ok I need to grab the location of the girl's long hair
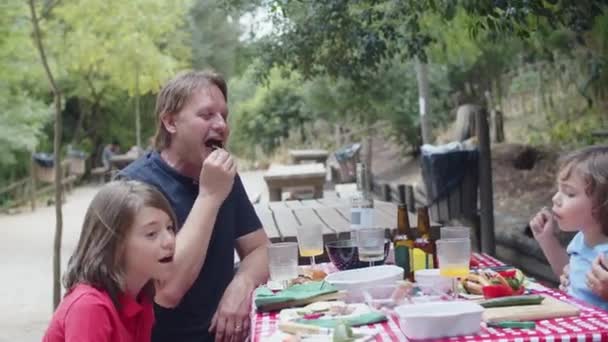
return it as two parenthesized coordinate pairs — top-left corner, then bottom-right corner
(63, 180), (176, 308)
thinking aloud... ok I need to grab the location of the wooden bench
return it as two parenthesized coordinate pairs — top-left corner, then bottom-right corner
(288, 149), (329, 164)
(263, 163), (327, 201)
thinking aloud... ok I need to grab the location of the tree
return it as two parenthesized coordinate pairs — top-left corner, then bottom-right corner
(27, 0), (64, 309)
(189, 0), (243, 77)
(52, 0), (192, 148)
(235, 0), (605, 143)
(0, 2), (50, 168)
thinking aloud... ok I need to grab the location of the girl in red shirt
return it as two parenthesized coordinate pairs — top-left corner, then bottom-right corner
(43, 180), (176, 342)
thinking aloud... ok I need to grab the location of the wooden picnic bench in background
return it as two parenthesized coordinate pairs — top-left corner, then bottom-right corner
(288, 149), (329, 164)
(263, 163), (327, 201)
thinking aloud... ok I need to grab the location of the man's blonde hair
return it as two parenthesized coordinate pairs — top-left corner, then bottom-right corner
(153, 70), (227, 150)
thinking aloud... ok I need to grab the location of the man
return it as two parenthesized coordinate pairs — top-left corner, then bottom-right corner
(119, 70), (270, 342)
(101, 140), (119, 170)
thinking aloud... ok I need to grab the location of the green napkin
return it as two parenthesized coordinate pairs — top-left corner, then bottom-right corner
(254, 281), (337, 308)
(294, 312), (387, 328)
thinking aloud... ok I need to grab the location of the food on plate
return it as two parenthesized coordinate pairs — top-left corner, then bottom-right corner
(291, 269), (328, 285)
(295, 301), (356, 317)
(461, 268), (526, 298)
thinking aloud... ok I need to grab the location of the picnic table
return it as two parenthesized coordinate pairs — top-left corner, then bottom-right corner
(264, 163), (327, 201)
(289, 149), (329, 164)
(251, 253), (608, 341)
(254, 198), (436, 244)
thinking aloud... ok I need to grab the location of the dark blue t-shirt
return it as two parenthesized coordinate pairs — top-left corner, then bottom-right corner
(118, 151), (262, 342)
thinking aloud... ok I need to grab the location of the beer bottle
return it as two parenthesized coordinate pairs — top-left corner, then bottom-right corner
(394, 204), (413, 279)
(416, 206), (435, 268)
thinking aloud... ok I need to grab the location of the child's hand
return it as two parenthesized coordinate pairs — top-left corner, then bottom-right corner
(529, 207), (555, 241)
(559, 264), (570, 292)
(587, 255), (608, 300)
(198, 148), (236, 203)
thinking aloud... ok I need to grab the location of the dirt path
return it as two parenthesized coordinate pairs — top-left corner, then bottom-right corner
(0, 171), (267, 342)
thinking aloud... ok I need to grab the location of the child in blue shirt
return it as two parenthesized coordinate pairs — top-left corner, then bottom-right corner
(530, 145), (608, 310)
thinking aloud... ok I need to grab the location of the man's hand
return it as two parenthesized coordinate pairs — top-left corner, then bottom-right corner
(587, 255), (608, 300)
(529, 207), (555, 242)
(209, 275), (254, 342)
(559, 264), (570, 292)
(199, 149), (236, 203)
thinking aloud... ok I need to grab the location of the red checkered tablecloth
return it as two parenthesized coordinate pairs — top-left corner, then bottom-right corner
(251, 253), (608, 341)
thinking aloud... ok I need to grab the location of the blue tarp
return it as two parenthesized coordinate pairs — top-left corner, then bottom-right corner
(32, 153), (54, 168)
(334, 143), (361, 162)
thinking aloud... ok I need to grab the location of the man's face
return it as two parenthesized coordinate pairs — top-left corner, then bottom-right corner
(166, 85), (229, 167)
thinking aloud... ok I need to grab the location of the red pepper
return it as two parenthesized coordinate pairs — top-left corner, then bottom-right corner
(498, 269), (517, 278)
(482, 284), (514, 299)
(302, 313), (324, 320)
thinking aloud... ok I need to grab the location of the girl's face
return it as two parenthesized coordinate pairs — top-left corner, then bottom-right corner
(123, 206), (175, 292)
(552, 169), (595, 232)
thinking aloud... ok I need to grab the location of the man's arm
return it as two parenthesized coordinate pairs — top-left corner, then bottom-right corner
(155, 196), (221, 308)
(209, 229), (269, 341)
(155, 149), (236, 308)
(234, 229), (270, 286)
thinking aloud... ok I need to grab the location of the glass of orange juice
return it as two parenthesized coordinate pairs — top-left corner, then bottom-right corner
(436, 238), (471, 299)
(296, 223), (324, 267)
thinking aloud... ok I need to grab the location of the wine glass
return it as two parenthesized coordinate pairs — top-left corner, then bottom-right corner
(355, 228), (385, 267)
(295, 223), (324, 267)
(436, 238), (471, 299)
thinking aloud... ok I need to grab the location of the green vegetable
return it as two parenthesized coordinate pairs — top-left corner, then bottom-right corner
(479, 295), (544, 308)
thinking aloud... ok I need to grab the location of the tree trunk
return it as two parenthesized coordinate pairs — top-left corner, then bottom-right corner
(29, 0), (63, 309)
(135, 64), (141, 149)
(415, 58), (432, 144)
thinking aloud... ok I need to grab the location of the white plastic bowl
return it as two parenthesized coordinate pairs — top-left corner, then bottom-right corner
(325, 265), (404, 302)
(395, 301), (483, 339)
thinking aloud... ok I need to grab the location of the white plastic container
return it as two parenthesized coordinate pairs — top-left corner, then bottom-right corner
(324, 265), (404, 302)
(395, 301), (483, 340)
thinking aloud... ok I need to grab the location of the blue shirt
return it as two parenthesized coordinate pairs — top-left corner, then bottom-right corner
(567, 231), (608, 310)
(118, 151), (262, 342)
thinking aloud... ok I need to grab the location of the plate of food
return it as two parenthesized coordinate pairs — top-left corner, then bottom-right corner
(267, 268), (329, 291)
(461, 267), (527, 299)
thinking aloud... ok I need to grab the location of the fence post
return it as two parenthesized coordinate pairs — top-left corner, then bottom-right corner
(382, 184), (391, 202)
(405, 185), (416, 213)
(477, 108), (496, 255)
(29, 151), (36, 211)
(397, 184), (406, 204)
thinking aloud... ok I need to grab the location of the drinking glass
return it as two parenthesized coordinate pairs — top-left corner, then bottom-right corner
(355, 228), (385, 266)
(436, 238), (471, 299)
(296, 223), (324, 266)
(440, 226), (471, 240)
(268, 242), (299, 288)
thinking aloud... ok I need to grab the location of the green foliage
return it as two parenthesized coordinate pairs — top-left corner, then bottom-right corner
(230, 67), (309, 156)
(52, 0), (192, 96)
(189, 0), (243, 77)
(0, 1), (51, 166)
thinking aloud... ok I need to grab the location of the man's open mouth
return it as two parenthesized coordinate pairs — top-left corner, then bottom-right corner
(159, 256), (173, 263)
(204, 139), (223, 150)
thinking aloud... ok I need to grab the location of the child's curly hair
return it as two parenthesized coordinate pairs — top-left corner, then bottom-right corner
(559, 145), (608, 235)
